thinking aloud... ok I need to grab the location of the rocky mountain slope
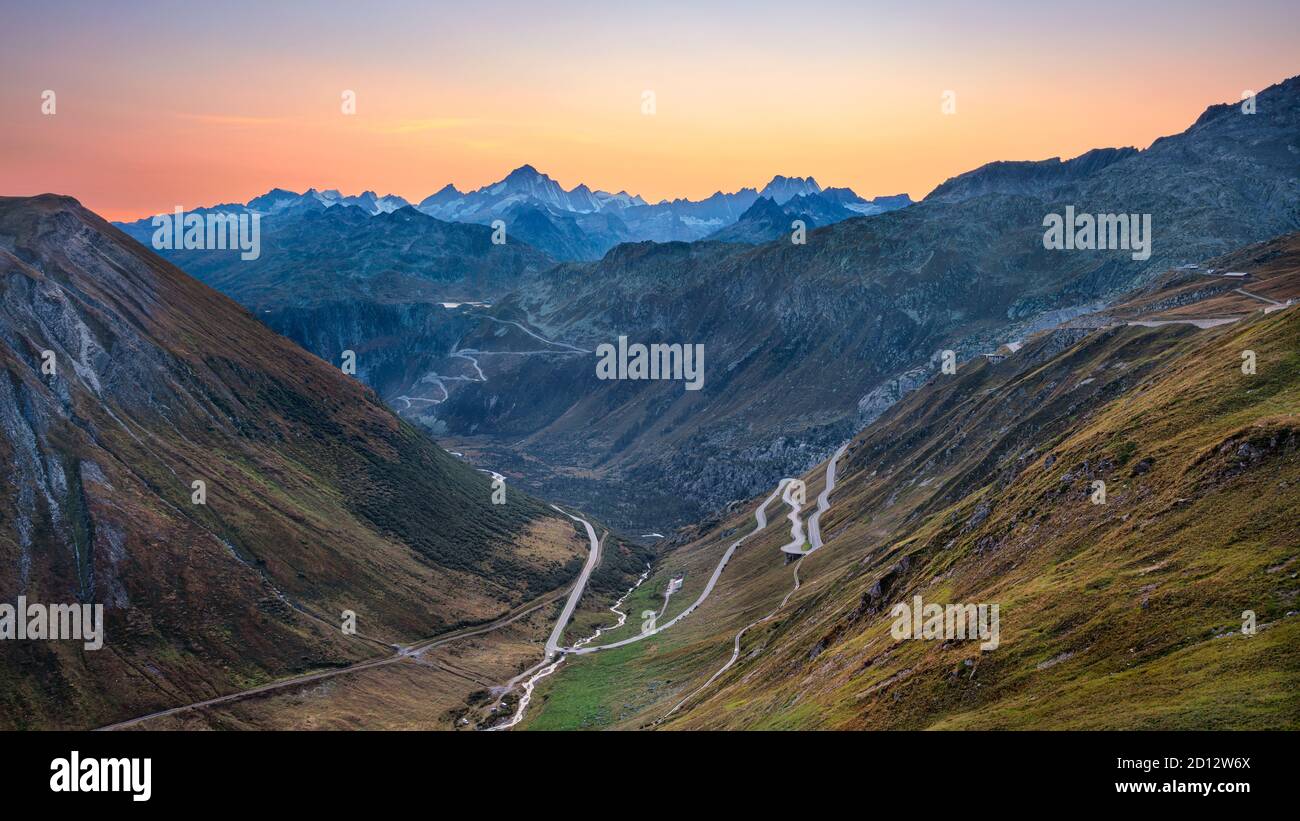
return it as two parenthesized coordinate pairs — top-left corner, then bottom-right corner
(924, 147), (1141, 203)
(0, 195), (588, 729)
(116, 202), (552, 310)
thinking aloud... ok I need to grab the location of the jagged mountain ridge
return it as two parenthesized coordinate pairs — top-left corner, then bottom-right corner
(118, 167), (908, 262)
(924, 147), (1141, 203)
(419, 168), (910, 258)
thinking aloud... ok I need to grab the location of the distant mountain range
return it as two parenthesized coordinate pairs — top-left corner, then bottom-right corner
(248, 187), (413, 215)
(113, 75), (1300, 535)
(117, 201), (551, 310)
(119, 168), (913, 261)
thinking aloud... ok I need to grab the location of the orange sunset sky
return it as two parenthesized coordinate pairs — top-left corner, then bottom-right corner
(2, 0), (1297, 221)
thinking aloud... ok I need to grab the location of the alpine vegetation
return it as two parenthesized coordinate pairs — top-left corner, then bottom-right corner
(596, 335), (705, 390)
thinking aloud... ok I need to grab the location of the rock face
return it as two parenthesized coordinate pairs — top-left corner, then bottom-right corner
(705, 196), (795, 243)
(856, 366), (932, 426)
(925, 147), (1141, 203)
(0, 195), (577, 729)
(757, 175), (824, 204)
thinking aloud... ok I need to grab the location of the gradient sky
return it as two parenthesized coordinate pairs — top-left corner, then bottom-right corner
(2, 0), (1296, 220)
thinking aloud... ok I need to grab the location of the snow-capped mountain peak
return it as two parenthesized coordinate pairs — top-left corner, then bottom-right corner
(758, 175), (823, 205)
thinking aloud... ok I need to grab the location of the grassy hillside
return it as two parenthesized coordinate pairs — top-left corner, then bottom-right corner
(0, 195), (584, 729)
(522, 238), (1300, 730)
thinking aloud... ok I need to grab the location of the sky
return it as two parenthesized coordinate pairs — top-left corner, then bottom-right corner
(1, 0), (1296, 221)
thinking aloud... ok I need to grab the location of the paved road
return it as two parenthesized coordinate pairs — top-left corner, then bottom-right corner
(567, 481), (793, 655)
(663, 557), (805, 719)
(663, 443), (847, 719)
(544, 506), (602, 658)
(778, 479), (808, 553)
(394, 318), (584, 411)
(806, 443), (849, 551)
(486, 509), (604, 729)
(780, 443), (848, 555)
(1233, 287), (1284, 307)
(467, 313), (592, 354)
(1126, 317), (1240, 329)
(97, 589), (564, 731)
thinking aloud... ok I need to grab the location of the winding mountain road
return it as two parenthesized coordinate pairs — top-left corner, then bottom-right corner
(804, 443), (849, 552)
(566, 480), (792, 655)
(488, 443), (850, 728)
(486, 507), (603, 730)
(570, 442), (849, 655)
(664, 443), (847, 720)
(466, 313), (592, 354)
(664, 557), (805, 719)
(394, 315), (587, 410)
(778, 479), (808, 553)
